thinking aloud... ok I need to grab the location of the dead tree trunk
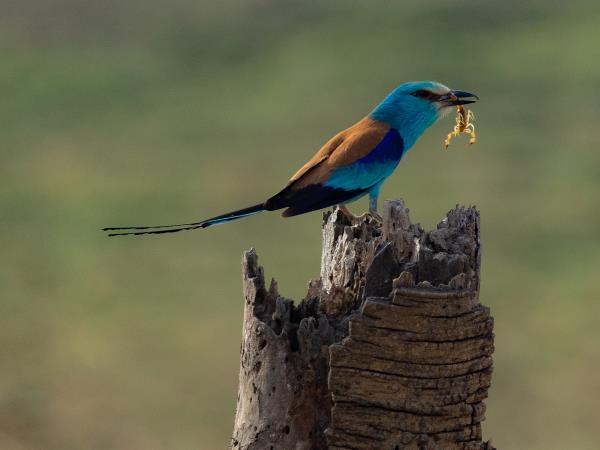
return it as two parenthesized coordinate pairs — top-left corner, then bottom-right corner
(231, 200), (495, 450)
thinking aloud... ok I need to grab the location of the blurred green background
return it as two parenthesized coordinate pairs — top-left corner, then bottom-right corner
(2, 0), (599, 449)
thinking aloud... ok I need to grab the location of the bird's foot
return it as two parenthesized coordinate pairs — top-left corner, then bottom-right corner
(360, 210), (383, 225)
(337, 206), (382, 225)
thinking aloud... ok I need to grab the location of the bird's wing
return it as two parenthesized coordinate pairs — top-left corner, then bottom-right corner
(287, 116), (391, 188)
(265, 117), (392, 212)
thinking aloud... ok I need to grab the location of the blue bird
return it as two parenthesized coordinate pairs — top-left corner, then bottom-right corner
(104, 81), (478, 236)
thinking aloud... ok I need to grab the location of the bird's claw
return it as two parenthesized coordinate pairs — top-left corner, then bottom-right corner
(337, 206), (382, 225)
(361, 211), (383, 224)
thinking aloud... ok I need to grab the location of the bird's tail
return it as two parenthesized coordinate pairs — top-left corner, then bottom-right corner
(103, 203), (266, 237)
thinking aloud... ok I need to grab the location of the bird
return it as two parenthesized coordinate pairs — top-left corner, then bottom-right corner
(103, 81), (478, 236)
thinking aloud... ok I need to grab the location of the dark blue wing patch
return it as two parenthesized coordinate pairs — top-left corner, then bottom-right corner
(357, 128), (404, 165)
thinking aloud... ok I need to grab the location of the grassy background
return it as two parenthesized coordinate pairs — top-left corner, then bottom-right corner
(2, 1), (600, 448)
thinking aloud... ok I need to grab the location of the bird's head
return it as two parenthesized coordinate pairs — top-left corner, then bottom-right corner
(370, 81), (478, 149)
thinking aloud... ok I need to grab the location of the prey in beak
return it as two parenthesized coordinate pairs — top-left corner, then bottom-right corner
(442, 90), (478, 149)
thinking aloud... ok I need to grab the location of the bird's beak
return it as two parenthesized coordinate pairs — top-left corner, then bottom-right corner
(440, 90), (479, 107)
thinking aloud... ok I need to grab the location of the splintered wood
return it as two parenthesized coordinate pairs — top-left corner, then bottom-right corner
(232, 200), (494, 450)
(445, 105), (477, 149)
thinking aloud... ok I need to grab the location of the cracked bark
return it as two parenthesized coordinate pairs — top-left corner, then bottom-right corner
(231, 200), (495, 450)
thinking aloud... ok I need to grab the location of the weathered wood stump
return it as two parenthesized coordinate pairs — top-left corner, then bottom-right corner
(231, 200), (495, 450)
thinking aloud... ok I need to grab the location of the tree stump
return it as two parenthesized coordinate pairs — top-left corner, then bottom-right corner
(231, 200), (495, 450)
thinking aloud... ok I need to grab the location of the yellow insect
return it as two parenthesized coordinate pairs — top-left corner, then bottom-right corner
(444, 105), (476, 149)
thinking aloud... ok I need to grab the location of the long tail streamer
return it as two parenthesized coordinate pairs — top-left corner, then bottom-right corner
(103, 203), (265, 236)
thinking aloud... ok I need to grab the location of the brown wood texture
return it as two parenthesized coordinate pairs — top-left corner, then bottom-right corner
(231, 200), (495, 450)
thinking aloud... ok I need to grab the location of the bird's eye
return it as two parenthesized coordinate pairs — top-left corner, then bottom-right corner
(412, 89), (436, 100)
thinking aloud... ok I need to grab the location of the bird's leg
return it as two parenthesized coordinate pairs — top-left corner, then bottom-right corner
(369, 195), (377, 214)
(366, 193), (383, 223)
